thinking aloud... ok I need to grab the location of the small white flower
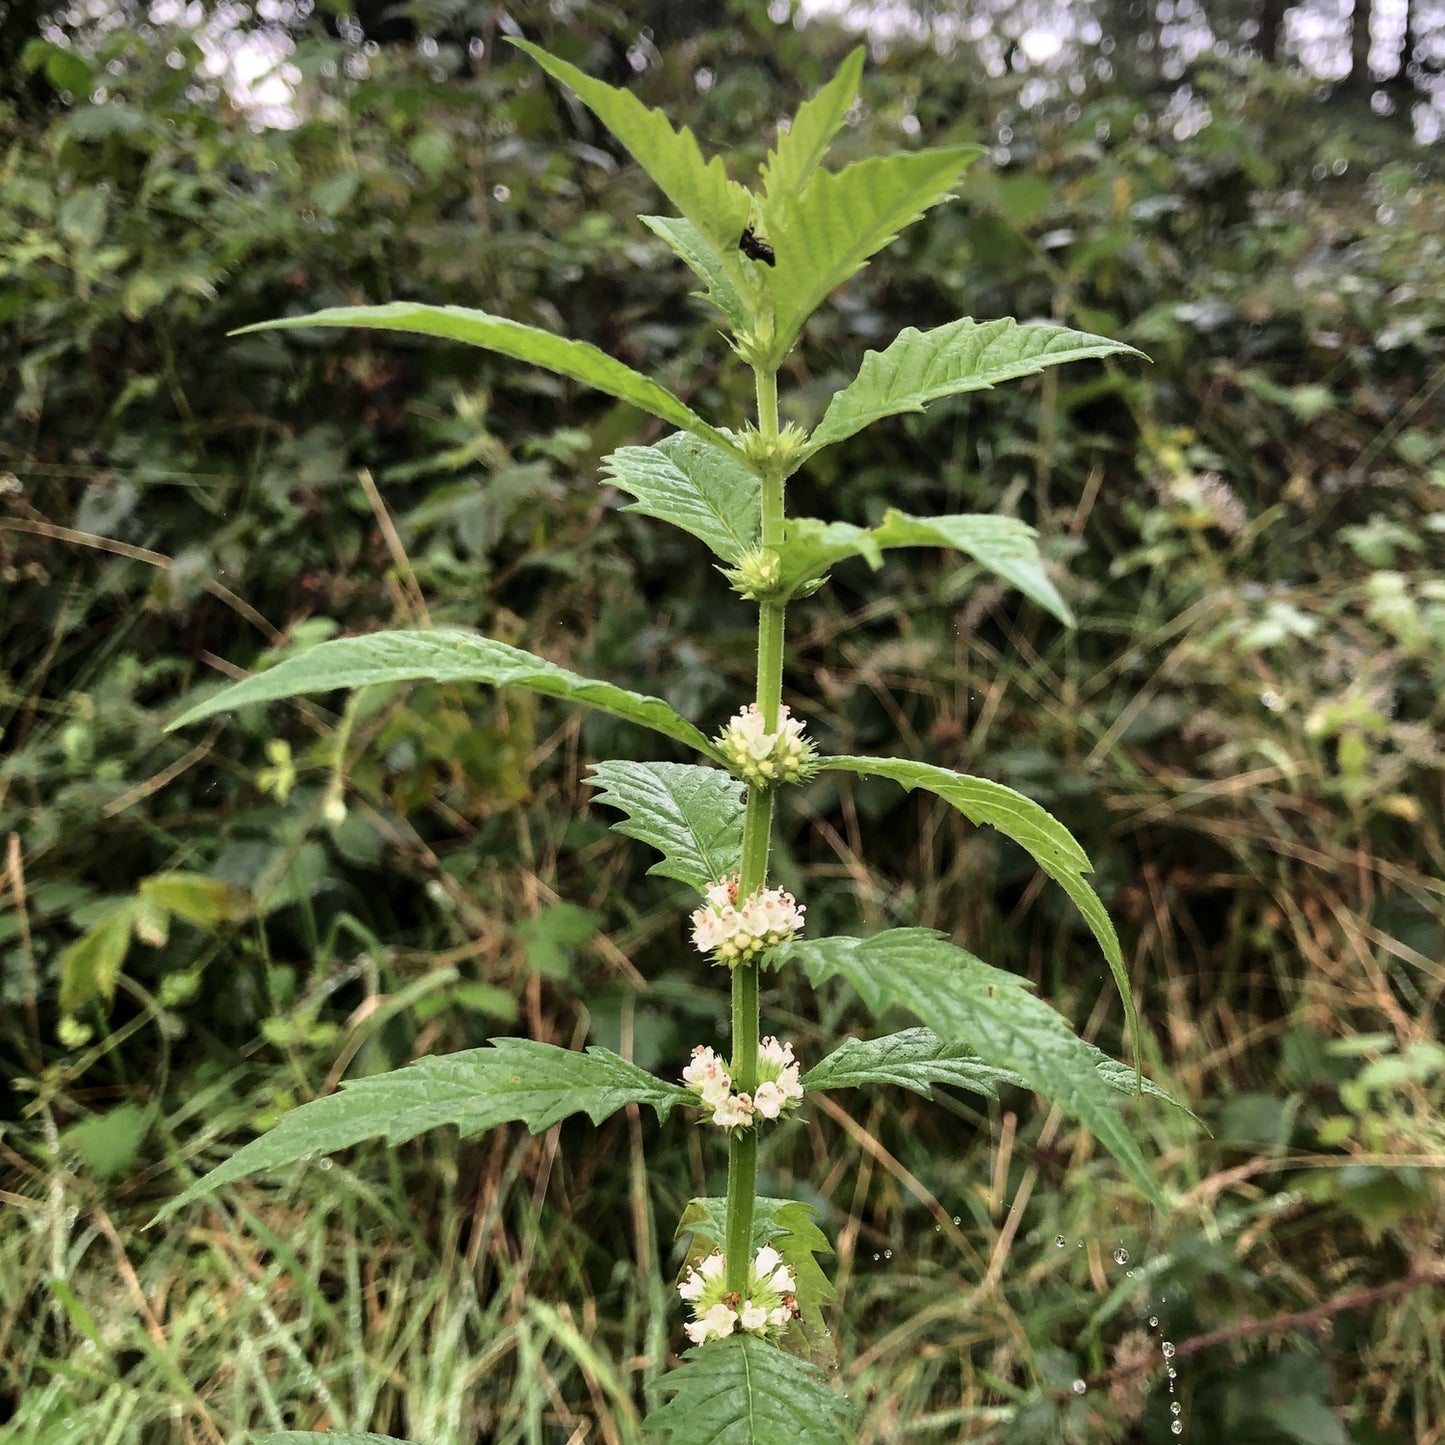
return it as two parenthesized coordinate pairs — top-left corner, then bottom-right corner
(753, 1080), (787, 1119)
(685, 1301), (738, 1345)
(753, 1246), (782, 1277)
(713, 1092), (756, 1130)
(739, 1299), (768, 1333)
(768, 1303), (790, 1328)
(768, 1263), (796, 1294)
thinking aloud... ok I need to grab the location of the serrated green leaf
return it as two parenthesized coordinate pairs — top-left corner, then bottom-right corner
(760, 48), (864, 199)
(139, 872), (250, 927)
(641, 216), (752, 333)
(773, 930), (1163, 1206)
(153, 1039), (687, 1223)
(58, 904), (135, 1014)
(825, 755), (1138, 1081)
(511, 40), (752, 261)
(588, 761), (744, 892)
(809, 316), (1144, 453)
(804, 1028), (1196, 1120)
(761, 147), (982, 354)
(167, 629), (721, 759)
(644, 1333), (857, 1445)
(62, 1102), (150, 1180)
(231, 303), (743, 461)
(602, 433), (761, 562)
(773, 510), (1072, 623)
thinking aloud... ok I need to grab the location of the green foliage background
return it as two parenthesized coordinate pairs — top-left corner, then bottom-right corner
(3, 2), (1444, 1441)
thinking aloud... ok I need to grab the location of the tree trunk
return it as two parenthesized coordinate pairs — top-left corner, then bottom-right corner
(1348, 0), (1374, 93)
(1258, 0), (1287, 64)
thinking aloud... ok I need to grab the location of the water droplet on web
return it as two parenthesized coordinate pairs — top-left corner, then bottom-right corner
(1071, 1379), (1086, 1395)
(1113, 1246), (1129, 1265)
(1149, 1316), (1159, 1328)
(318, 1157), (333, 1171)
(1171, 1424), (1183, 1436)
(872, 1252), (880, 1261)
(884, 1249), (892, 1259)
(1055, 1235), (1067, 1248)
(1171, 1402), (1182, 1416)
(1168, 1367), (1177, 1380)
(1161, 1341), (1176, 1359)
(953, 1216), (960, 1225)
(1126, 1269), (1134, 1277)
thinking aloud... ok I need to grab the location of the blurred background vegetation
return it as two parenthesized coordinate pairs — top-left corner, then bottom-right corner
(2, 0), (1443, 1441)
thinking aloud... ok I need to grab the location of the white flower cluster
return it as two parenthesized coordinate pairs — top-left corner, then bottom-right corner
(678, 1245), (801, 1345)
(680, 1038), (805, 1131)
(714, 703), (818, 788)
(690, 873), (805, 967)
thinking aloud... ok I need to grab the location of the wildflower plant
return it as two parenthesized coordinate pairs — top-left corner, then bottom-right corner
(157, 42), (1188, 1442)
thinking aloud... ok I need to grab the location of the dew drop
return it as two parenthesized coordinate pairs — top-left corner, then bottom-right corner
(1149, 1316), (1159, 1328)
(1171, 1424), (1183, 1436)
(953, 1216), (961, 1225)
(1126, 1269), (1134, 1277)
(884, 1249), (893, 1259)
(1055, 1235), (1067, 1248)
(492, 184), (511, 202)
(318, 1157), (333, 1171)
(1168, 1368), (1177, 1379)
(1113, 1247), (1129, 1265)
(872, 1253), (880, 1261)
(1161, 1341), (1176, 1359)
(1071, 1379), (1086, 1395)
(1172, 1402), (1182, 1416)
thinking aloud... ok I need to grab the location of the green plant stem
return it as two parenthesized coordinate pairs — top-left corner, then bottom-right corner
(724, 366), (787, 1295)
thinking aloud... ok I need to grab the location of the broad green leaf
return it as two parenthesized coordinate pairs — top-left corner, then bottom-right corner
(139, 872), (250, 927)
(511, 40), (752, 260)
(153, 1039), (688, 1223)
(641, 215), (752, 333)
(232, 303), (743, 461)
(602, 433), (761, 562)
(826, 754), (1138, 1080)
(809, 316), (1144, 453)
(761, 147), (982, 355)
(773, 510), (1072, 623)
(62, 1102), (150, 1180)
(58, 903), (135, 1014)
(804, 1028), (1196, 1118)
(772, 930), (1164, 1207)
(760, 47), (865, 199)
(167, 630), (722, 760)
(588, 761), (744, 892)
(644, 1333), (857, 1445)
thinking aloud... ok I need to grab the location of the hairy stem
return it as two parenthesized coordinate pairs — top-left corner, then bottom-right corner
(724, 367), (786, 1295)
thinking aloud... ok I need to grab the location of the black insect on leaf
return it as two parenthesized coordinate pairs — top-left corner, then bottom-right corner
(738, 225), (776, 266)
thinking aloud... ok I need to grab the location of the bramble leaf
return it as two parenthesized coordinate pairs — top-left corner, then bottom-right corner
(809, 317), (1144, 453)
(602, 433), (761, 562)
(588, 760), (745, 893)
(511, 40), (752, 261)
(825, 755), (1138, 1080)
(772, 930), (1164, 1206)
(644, 1333), (857, 1445)
(760, 47), (865, 199)
(231, 303), (744, 461)
(774, 510), (1072, 623)
(761, 147), (983, 355)
(167, 630), (721, 760)
(153, 1039), (688, 1223)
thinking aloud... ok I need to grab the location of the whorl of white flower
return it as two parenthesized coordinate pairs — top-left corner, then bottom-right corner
(675, 1245), (802, 1345)
(690, 873), (805, 967)
(681, 1038), (805, 1129)
(714, 703), (819, 788)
